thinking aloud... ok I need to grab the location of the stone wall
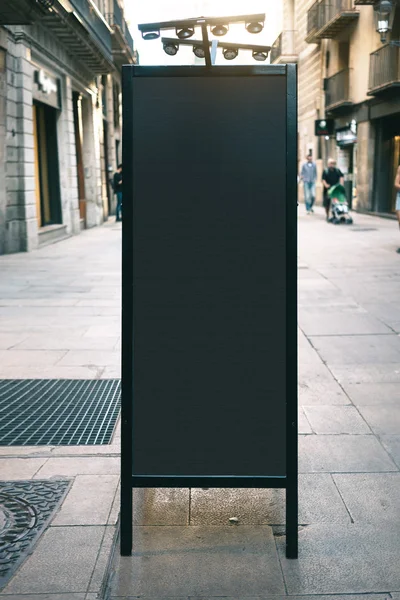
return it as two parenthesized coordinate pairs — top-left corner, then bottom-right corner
(0, 17), (116, 253)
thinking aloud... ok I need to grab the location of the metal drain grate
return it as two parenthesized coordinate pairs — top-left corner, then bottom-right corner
(0, 379), (120, 446)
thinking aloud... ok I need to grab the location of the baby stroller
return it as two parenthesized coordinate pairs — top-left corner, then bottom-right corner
(328, 184), (353, 225)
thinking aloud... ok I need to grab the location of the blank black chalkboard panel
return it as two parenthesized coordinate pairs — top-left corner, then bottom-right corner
(131, 72), (287, 477)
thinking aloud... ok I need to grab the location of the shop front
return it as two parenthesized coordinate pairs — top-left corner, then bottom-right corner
(335, 120), (357, 210)
(32, 67), (62, 228)
(372, 111), (400, 214)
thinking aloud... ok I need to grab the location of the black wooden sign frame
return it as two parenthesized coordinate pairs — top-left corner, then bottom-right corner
(121, 64), (298, 559)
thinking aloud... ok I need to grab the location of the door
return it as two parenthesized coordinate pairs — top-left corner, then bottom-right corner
(374, 114), (400, 213)
(73, 92), (86, 223)
(390, 134), (400, 213)
(32, 104), (42, 227)
(32, 102), (62, 226)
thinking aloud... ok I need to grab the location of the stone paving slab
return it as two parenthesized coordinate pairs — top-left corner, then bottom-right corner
(189, 474), (349, 525)
(302, 405), (371, 434)
(14, 335), (120, 350)
(333, 473), (400, 522)
(342, 382), (400, 405)
(330, 364), (400, 384)
(310, 334), (400, 364)
(299, 435), (397, 473)
(0, 350), (67, 367)
(276, 522), (400, 594)
(300, 313), (392, 336)
(109, 597), (391, 600)
(380, 435), (400, 469)
(108, 482), (121, 525)
(298, 379), (350, 405)
(88, 525), (116, 593)
(0, 595), (86, 599)
(298, 361), (339, 383)
(298, 342), (324, 365)
(298, 408), (312, 433)
(0, 458), (48, 479)
(132, 488), (190, 526)
(0, 366), (101, 379)
(3, 526), (105, 595)
(52, 474), (120, 525)
(57, 350), (120, 367)
(357, 404), (400, 435)
(0, 333), (30, 349)
(33, 457), (120, 478)
(111, 526), (285, 597)
(361, 302), (400, 325)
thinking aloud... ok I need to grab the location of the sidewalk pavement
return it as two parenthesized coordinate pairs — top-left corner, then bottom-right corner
(0, 220), (122, 599)
(1, 208), (400, 598)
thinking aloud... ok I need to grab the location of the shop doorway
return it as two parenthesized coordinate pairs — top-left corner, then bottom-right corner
(103, 118), (112, 217)
(32, 102), (62, 227)
(72, 92), (86, 224)
(373, 114), (400, 213)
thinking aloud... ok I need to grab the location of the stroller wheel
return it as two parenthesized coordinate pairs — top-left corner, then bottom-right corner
(347, 217), (353, 225)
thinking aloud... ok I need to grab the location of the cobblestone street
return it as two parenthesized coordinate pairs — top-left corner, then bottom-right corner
(0, 209), (400, 597)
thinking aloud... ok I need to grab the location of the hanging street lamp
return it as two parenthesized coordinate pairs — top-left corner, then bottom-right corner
(373, 0), (397, 43)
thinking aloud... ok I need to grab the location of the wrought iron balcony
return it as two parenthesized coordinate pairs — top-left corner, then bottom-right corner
(107, 0), (135, 65)
(39, 0), (113, 73)
(368, 42), (400, 94)
(0, 0), (53, 24)
(306, 0), (359, 43)
(325, 68), (353, 111)
(270, 30), (298, 64)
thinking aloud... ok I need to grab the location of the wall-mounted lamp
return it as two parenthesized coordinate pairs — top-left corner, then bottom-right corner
(373, 0), (396, 43)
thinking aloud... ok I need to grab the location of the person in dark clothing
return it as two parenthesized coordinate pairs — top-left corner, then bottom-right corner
(322, 158), (344, 221)
(113, 164), (123, 222)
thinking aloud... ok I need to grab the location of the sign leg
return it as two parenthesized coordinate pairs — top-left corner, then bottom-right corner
(120, 476), (132, 556)
(285, 481), (298, 558)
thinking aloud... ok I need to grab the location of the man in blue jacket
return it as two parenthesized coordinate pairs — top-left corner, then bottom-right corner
(300, 154), (317, 214)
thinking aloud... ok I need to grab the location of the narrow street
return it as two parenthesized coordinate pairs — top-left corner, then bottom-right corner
(0, 208), (400, 596)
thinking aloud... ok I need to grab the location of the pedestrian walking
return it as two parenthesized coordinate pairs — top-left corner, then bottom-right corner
(300, 154), (317, 214)
(395, 165), (400, 253)
(113, 164), (123, 222)
(322, 158), (344, 221)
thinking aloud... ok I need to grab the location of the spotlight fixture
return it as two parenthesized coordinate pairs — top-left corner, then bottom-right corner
(163, 42), (179, 56)
(176, 26), (195, 39)
(211, 24), (229, 36)
(193, 45), (206, 58)
(142, 30), (160, 40)
(252, 49), (268, 61)
(223, 47), (238, 60)
(246, 21), (264, 34)
(37, 0), (55, 7)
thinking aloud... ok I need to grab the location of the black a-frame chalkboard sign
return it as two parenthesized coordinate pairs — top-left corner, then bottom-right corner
(121, 64), (298, 559)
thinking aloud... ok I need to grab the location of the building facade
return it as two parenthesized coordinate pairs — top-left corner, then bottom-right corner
(272, 0), (400, 214)
(0, 0), (136, 254)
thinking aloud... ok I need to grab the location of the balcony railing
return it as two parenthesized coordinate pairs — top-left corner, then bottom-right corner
(306, 0), (359, 43)
(69, 0), (112, 61)
(0, 0), (52, 24)
(325, 68), (352, 110)
(110, 0), (123, 29)
(107, 0), (134, 54)
(270, 30), (297, 63)
(368, 43), (400, 94)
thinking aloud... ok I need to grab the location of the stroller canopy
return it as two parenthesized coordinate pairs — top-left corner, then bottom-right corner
(328, 183), (347, 203)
